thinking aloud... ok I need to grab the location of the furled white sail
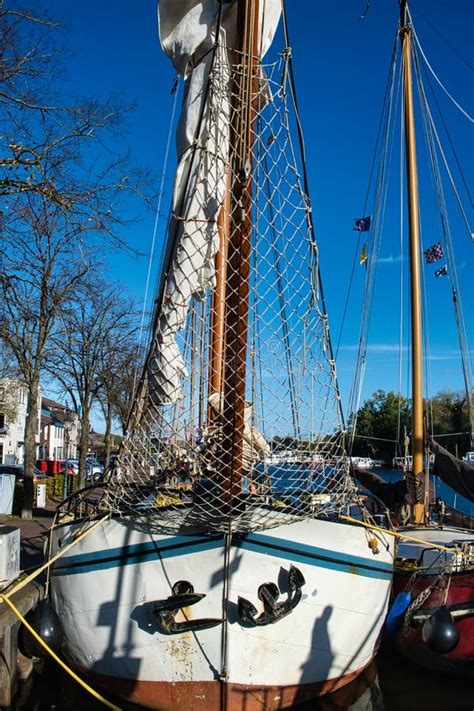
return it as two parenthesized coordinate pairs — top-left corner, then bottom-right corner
(149, 0), (281, 404)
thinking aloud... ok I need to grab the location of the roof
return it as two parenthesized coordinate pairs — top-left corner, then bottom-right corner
(41, 396), (78, 422)
(42, 396), (66, 410)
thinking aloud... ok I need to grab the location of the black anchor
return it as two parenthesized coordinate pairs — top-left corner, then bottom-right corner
(238, 566), (306, 626)
(153, 580), (221, 635)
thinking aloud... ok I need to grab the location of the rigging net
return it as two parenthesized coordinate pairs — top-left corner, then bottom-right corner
(103, 51), (355, 533)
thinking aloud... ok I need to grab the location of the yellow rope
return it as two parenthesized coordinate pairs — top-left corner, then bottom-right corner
(0, 594), (121, 711)
(339, 514), (461, 554)
(2, 514), (111, 600)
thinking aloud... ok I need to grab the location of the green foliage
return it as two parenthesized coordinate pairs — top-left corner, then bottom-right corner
(427, 390), (471, 454)
(351, 389), (471, 461)
(45, 474), (79, 499)
(350, 390), (410, 461)
(12, 474), (79, 513)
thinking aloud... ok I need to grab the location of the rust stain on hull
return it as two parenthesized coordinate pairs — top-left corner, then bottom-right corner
(81, 660), (374, 711)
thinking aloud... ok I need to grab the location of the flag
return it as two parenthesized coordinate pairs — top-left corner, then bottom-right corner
(435, 265), (448, 277)
(424, 242), (444, 264)
(354, 216), (371, 232)
(359, 242), (368, 266)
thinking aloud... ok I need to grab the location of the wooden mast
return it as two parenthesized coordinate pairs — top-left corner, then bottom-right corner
(218, 0), (260, 503)
(400, 0), (425, 524)
(208, 172), (230, 398)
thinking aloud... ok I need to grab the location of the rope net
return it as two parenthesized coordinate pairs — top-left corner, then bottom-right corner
(103, 53), (356, 533)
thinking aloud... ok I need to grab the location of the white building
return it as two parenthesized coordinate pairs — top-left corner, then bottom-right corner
(0, 378), (39, 465)
(0, 381), (79, 464)
(39, 398), (80, 461)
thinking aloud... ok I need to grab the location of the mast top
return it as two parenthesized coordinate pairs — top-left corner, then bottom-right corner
(399, 0), (409, 32)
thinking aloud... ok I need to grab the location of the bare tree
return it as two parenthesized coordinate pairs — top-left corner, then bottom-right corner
(97, 339), (142, 469)
(0, 3), (152, 517)
(48, 280), (140, 488)
(1, 5), (148, 211)
(2, 201), (92, 515)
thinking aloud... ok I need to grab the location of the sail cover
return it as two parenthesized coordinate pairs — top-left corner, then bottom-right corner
(432, 441), (474, 503)
(149, 0), (282, 404)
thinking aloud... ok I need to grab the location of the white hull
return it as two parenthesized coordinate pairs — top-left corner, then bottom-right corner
(50, 514), (393, 710)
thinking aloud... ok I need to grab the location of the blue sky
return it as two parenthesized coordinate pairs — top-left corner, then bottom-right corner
(44, 0), (473, 430)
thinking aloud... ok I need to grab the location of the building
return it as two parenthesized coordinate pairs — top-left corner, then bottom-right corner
(39, 398), (80, 461)
(0, 378), (40, 465)
(0, 380), (80, 464)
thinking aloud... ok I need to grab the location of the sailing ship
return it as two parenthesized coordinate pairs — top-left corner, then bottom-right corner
(47, 2), (394, 709)
(349, 0), (473, 676)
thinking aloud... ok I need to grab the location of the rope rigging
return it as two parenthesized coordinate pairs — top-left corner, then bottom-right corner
(335, 32), (400, 361)
(347, 10), (473, 456)
(409, 9), (474, 123)
(347, 31), (401, 450)
(411, 41), (474, 442)
(96, 0), (357, 532)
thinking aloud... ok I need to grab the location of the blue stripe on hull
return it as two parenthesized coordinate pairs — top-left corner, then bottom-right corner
(53, 534), (223, 575)
(52, 526), (392, 580)
(239, 533), (392, 580)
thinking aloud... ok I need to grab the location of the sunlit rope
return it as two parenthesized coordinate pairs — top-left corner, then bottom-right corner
(281, 0), (347, 435)
(412, 44), (474, 436)
(347, 40), (401, 445)
(0, 594), (121, 710)
(136, 82), (179, 359)
(396, 91), (405, 456)
(1, 515), (111, 600)
(420, 61), (473, 210)
(335, 32), (400, 362)
(409, 8), (474, 123)
(418, 67), (473, 237)
(339, 514), (467, 554)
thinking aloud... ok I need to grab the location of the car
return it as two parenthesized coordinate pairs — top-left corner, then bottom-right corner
(62, 459), (79, 475)
(59, 459), (104, 482)
(85, 460), (104, 483)
(0, 464), (48, 484)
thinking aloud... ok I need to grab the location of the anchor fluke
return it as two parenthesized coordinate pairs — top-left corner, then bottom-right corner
(238, 566), (306, 626)
(152, 580), (221, 635)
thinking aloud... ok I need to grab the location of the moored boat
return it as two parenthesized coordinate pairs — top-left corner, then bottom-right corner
(392, 525), (474, 676)
(46, 1), (394, 708)
(347, 0), (473, 677)
(50, 511), (393, 710)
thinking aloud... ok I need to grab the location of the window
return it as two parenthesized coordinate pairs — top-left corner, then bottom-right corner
(0, 413), (5, 429)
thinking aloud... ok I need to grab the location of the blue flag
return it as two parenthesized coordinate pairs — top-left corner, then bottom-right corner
(354, 216), (371, 232)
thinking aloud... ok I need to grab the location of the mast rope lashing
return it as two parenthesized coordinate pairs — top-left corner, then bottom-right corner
(172, 213), (217, 224)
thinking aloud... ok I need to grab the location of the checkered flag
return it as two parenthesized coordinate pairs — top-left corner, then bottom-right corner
(424, 242), (444, 264)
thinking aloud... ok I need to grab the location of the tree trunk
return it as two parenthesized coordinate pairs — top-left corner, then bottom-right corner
(22, 378), (40, 520)
(104, 402), (112, 470)
(78, 407), (90, 489)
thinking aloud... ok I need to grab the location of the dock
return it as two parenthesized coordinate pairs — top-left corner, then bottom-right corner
(0, 508), (55, 707)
